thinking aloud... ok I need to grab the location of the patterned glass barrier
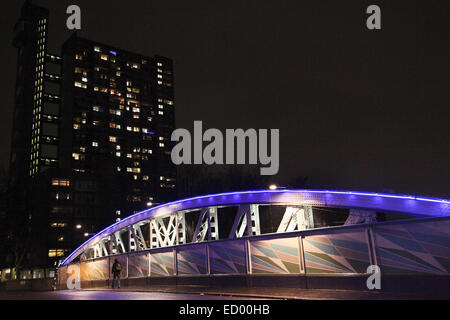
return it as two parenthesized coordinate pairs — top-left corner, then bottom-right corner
(373, 220), (450, 275)
(209, 240), (247, 274)
(303, 230), (371, 274)
(110, 255), (128, 279)
(128, 252), (149, 278)
(59, 216), (450, 287)
(150, 251), (174, 277)
(80, 258), (109, 281)
(57, 265), (68, 287)
(250, 237), (301, 274)
(177, 245), (208, 275)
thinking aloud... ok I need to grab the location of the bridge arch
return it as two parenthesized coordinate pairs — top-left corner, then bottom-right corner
(61, 189), (450, 266)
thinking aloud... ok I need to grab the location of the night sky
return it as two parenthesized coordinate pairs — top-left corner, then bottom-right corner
(1, 0), (448, 198)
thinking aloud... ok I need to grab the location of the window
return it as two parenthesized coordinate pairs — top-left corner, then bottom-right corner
(50, 222), (67, 228)
(74, 82), (87, 89)
(109, 136), (117, 143)
(92, 142), (99, 147)
(52, 179), (70, 187)
(48, 249), (65, 257)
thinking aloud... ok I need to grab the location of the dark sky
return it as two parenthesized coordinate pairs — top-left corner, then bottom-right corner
(1, 0), (448, 198)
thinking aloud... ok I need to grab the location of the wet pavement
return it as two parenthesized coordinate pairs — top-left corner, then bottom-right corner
(0, 289), (268, 300)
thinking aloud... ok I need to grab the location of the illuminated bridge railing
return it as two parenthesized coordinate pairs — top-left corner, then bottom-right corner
(61, 190), (449, 268)
(57, 215), (450, 289)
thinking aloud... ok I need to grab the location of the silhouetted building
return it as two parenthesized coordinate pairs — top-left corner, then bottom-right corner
(2, 1), (176, 274)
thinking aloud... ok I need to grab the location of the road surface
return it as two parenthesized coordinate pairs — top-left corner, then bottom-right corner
(0, 289), (268, 300)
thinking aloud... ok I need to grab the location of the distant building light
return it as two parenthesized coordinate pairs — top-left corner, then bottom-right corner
(269, 184), (277, 190)
(76, 224), (82, 229)
(109, 50), (117, 56)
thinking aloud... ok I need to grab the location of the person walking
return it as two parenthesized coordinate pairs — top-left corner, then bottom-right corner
(111, 259), (122, 289)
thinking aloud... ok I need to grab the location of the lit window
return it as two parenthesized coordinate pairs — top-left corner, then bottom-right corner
(100, 54), (108, 61)
(52, 179), (70, 187)
(109, 136), (117, 143)
(50, 222), (67, 228)
(48, 249), (65, 257)
(74, 82), (87, 89)
(92, 142), (99, 147)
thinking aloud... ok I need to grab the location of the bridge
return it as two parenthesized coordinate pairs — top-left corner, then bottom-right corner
(57, 189), (450, 295)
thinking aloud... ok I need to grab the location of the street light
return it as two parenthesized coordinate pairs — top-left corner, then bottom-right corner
(269, 184), (287, 190)
(147, 202), (161, 207)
